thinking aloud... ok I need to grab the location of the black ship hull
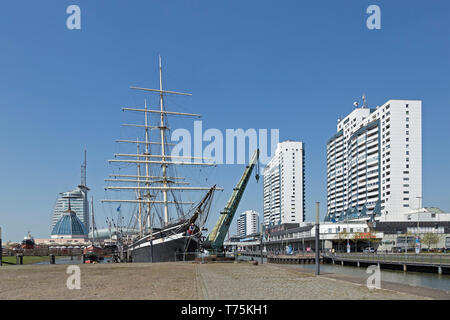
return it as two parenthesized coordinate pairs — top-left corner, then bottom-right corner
(129, 221), (201, 263)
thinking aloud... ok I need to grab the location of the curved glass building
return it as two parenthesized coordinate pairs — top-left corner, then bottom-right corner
(51, 185), (89, 235)
(51, 202), (88, 239)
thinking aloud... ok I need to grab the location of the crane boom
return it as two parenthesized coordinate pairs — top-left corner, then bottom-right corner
(203, 149), (259, 252)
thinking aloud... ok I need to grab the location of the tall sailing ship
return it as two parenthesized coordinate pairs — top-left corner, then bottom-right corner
(102, 57), (219, 262)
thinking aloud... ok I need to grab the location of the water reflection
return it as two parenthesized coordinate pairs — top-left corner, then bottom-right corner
(238, 255), (450, 291)
(297, 263), (450, 291)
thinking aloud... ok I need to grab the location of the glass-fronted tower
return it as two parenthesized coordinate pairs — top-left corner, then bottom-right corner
(51, 151), (90, 235)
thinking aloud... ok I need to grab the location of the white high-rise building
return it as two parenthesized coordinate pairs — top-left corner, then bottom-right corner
(325, 99), (422, 222)
(263, 141), (305, 227)
(237, 210), (260, 237)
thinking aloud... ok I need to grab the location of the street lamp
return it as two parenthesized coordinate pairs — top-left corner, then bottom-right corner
(416, 196), (422, 254)
(416, 196), (422, 233)
(346, 213), (350, 253)
(315, 202), (320, 275)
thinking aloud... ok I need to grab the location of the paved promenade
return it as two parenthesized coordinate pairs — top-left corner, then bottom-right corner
(0, 261), (447, 300)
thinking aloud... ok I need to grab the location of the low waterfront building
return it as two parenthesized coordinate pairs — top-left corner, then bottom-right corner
(232, 219), (450, 255)
(34, 237), (92, 247)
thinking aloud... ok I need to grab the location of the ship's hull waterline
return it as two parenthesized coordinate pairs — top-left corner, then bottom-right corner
(129, 222), (201, 262)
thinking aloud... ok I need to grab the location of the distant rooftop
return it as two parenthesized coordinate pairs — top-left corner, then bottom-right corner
(424, 207), (446, 214)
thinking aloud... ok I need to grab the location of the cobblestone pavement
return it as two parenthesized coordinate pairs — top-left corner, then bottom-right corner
(195, 262), (430, 300)
(0, 261), (439, 299)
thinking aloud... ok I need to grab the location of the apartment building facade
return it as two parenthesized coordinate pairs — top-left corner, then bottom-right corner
(263, 141), (305, 227)
(325, 100), (422, 222)
(237, 210), (260, 237)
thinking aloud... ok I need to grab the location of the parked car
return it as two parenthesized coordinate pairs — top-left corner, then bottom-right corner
(363, 247), (375, 253)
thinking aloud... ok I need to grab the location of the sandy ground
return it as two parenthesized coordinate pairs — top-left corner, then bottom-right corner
(0, 262), (446, 300)
(0, 262), (198, 300)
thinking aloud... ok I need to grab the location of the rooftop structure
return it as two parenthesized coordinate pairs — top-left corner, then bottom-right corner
(51, 199), (88, 239)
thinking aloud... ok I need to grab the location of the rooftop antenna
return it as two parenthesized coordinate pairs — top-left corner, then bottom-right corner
(362, 94), (367, 108)
(66, 196), (72, 213)
(81, 149), (87, 186)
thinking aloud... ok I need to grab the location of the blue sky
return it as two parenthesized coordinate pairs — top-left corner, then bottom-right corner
(0, 1), (449, 241)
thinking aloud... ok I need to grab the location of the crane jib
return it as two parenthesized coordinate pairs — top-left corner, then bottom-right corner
(203, 149), (260, 252)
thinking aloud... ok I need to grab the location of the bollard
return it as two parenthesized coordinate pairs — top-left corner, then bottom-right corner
(357, 261), (360, 268)
(50, 254), (55, 264)
(403, 264), (407, 272)
(438, 266), (442, 275)
(71, 255), (73, 261)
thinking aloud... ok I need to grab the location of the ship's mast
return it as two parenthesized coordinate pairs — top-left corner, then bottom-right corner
(144, 99), (152, 230)
(136, 143), (143, 237)
(102, 56), (222, 234)
(90, 196), (96, 245)
(158, 56), (170, 226)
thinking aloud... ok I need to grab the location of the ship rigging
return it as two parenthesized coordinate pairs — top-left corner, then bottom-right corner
(101, 57), (222, 262)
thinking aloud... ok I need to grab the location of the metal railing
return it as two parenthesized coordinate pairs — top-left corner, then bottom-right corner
(322, 252), (450, 266)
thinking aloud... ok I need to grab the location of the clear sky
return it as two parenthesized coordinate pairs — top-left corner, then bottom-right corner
(0, 0), (449, 242)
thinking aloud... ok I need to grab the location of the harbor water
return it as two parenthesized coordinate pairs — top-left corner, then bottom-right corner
(239, 255), (450, 292)
(299, 263), (450, 291)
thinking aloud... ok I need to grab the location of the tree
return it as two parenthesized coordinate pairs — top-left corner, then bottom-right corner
(338, 230), (349, 253)
(421, 233), (440, 251)
(352, 232), (364, 252)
